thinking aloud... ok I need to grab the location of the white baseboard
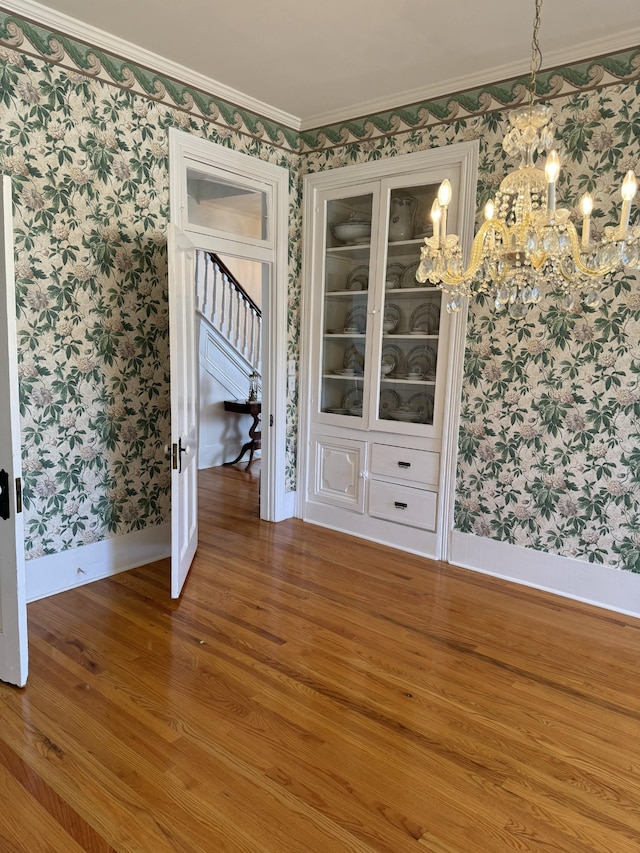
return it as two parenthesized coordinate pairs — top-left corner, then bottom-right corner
(281, 489), (296, 520)
(26, 523), (171, 603)
(450, 530), (640, 619)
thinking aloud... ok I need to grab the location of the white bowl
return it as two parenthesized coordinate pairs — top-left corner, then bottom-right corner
(331, 221), (371, 244)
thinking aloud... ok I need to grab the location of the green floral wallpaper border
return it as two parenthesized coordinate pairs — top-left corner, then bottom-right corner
(0, 9), (300, 151)
(300, 49), (640, 151)
(0, 7), (638, 156)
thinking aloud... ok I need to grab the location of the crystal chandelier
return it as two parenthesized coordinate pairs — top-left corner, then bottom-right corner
(417, 0), (639, 318)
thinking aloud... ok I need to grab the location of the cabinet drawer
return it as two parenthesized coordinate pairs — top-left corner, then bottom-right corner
(370, 443), (439, 486)
(369, 479), (437, 531)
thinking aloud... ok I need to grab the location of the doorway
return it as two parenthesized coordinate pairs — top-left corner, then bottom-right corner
(168, 129), (291, 591)
(196, 250), (266, 477)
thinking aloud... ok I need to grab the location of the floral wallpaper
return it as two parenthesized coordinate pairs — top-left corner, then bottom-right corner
(304, 82), (640, 572)
(0, 43), (301, 559)
(1, 6), (640, 575)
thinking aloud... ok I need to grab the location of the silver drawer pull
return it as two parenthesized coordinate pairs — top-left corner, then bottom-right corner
(394, 501), (408, 510)
(398, 461), (411, 468)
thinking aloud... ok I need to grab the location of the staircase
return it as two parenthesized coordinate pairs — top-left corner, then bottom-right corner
(196, 252), (262, 469)
(196, 252), (261, 372)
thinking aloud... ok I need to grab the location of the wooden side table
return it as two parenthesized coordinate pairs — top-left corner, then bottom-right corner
(223, 400), (261, 469)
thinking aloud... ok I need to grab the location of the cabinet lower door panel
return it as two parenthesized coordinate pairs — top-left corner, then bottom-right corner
(311, 435), (366, 513)
(369, 479), (437, 531)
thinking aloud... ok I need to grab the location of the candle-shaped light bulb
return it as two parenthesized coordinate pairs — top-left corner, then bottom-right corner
(580, 193), (593, 216)
(619, 170), (638, 235)
(619, 171), (637, 236)
(580, 192), (593, 247)
(545, 150), (560, 213)
(437, 179), (452, 208)
(621, 170), (638, 202)
(484, 200), (495, 221)
(431, 198), (441, 248)
(436, 180), (450, 243)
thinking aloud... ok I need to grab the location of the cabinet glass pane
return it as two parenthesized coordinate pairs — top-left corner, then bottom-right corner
(320, 193), (373, 419)
(186, 168), (267, 240)
(378, 182), (441, 427)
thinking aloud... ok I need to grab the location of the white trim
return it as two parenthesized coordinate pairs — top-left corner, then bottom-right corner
(168, 128), (289, 523)
(450, 530), (640, 620)
(26, 524), (171, 603)
(281, 489), (296, 520)
(300, 29), (640, 130)
(432, 143), (478, 561)
(1, 0), (300, 130)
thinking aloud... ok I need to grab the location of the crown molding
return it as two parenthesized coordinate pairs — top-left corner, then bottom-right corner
(0, 0), (302, 131)
(300, 27), (640, 131)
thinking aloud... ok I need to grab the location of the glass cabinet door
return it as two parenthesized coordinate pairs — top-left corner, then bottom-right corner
(320, 192), (375, 420)
(376, 181), (442, 428)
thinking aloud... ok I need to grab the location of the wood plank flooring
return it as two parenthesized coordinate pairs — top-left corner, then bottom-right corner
(2, 463), (640, 851)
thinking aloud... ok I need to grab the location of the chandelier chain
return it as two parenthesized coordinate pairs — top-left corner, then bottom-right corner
(528, 0), (543, 105)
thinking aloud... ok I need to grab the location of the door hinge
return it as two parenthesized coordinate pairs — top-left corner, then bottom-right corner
(269, 414), (274, 427)
(15, 477), (22, 514)
(172, 443), (178, 470)
(0, 469), (9, 520)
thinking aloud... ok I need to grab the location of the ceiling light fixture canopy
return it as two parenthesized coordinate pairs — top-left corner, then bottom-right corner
(417, 0), (639, 318)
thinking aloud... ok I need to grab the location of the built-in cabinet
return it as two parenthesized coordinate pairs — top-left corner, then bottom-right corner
(299, 144), (478, 559)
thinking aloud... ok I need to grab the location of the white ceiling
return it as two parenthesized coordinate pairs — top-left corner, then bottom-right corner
(7, 0), (640, 128)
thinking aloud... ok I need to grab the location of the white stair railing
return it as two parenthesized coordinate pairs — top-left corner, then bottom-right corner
(195, 251), (262, 372)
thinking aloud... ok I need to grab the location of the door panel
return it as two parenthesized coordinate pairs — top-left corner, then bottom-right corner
(0, 174), (28, 686)
(168, 225), (198, 598)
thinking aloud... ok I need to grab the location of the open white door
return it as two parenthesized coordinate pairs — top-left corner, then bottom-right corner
(168, 224), (198, 598)
(0, 174), (28, 686)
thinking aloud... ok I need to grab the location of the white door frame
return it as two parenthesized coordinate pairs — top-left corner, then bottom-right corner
(0, 173), (28, 686)
(168, 129), (290, 522)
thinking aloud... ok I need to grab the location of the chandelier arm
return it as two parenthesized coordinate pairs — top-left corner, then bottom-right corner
(436, 219), (510, 286)
(564, 222), (620, 277)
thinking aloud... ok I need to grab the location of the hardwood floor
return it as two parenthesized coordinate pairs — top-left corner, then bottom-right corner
(2, 464), (640, 851)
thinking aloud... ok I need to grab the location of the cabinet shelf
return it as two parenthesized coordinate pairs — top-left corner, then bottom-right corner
(381, 377), (435, 385)
(325, 243), (371, 258)
(383, 333), (438, 340)
(323, 373), (365, 380)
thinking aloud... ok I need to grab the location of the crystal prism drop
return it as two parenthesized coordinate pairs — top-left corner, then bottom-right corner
(525, 230), (539, 253)
(621, 244), (640, 267)
(563, 292), (580, 312)
(416, 258), (432, 282)
(601, 245), (618, 267)
(509, 301), (528, 320)
(584, 288), (602, 309)
(542, 231), (560, 255)
(446, 294), (463, 313)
